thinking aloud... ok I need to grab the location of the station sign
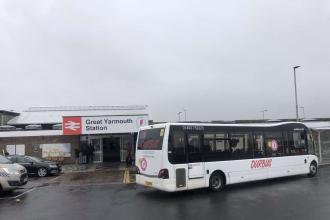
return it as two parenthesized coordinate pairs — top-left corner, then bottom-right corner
(63, 115), (148, 135)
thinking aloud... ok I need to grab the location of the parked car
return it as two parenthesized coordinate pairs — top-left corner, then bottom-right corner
(7, 155), (62, 177)
(0, 155), (28, 192)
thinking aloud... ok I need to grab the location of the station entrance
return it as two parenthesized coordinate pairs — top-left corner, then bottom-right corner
(87, 134), (135, 163)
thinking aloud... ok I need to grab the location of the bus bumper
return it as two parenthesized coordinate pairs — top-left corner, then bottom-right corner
(136, 174), (177, 192)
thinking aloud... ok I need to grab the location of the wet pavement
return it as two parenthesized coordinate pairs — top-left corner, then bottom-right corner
(1, 166), (330, 220)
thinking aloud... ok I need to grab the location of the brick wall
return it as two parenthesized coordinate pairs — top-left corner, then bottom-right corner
(0, 135), (79, 164)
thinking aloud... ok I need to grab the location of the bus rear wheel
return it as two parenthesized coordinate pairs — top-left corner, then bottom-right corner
(209, 173), (225, 192)
(308, 162), (317, 177)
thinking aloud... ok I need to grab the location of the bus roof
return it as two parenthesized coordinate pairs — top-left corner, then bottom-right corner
(142, 121), (307, 129)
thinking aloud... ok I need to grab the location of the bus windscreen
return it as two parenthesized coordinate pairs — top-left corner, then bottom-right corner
(137, 128), (164, 150)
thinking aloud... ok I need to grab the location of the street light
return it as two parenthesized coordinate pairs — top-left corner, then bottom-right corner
(300, 106), (305, 119)
(293, 66), (301, 121)
(177, 112), (182, 122)
(260, 109), (268, 121)
(183, 109), (187, 122)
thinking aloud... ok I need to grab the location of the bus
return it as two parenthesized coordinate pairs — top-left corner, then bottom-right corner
(135, 122), (318, 192)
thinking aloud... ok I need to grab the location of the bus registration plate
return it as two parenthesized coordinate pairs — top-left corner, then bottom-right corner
(145, 181), (153, 187)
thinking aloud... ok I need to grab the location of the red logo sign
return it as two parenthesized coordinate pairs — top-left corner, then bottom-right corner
(63, 117), (82, 135)
(136, 117), (147, 127)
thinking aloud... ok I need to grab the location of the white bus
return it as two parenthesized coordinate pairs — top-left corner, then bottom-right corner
(135, 122), (318, 192)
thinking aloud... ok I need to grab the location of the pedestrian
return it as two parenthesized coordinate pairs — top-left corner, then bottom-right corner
(89, 144), (95, 163)
(85, 144), (90, 164)
(81, 141), (89, 164)
(74, 148), (80, 164)
(126, 146), (132, 167)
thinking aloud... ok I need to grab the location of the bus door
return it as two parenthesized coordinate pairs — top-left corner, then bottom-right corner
(186, 133), (205, 188)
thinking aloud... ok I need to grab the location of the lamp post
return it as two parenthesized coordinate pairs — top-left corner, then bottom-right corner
(293, 66), (301, 121)
(177, 112), (182, 122)
(260, 109), (268, 121)
(183, 109), (187, 122)
(300, 106), (305, 119)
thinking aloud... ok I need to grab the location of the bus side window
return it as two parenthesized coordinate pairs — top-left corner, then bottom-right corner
(168, 129), (186, 164)
(187, 133), (202, 163)
(288, 131), (308, 155)
(203, 133), (230, 162)
(307, 133), (315, 155)
(230, 133), (253, 160)
(264, 132), (285, 157)
(253, 133), (265, 158)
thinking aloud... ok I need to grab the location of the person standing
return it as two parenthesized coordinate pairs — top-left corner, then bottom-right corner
(89, 144), (95, 163)
(126, 146), (132, 167)
(81, 141), (89, 164)
(74, 148), (80, 164)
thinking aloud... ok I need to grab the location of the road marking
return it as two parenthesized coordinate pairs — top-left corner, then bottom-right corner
(46, 175), (63, 184)
(58, 182), (136, 187)
(123, 169), (131, 184)
(13, 188), (36, 199)
(0, 187), (36, 200)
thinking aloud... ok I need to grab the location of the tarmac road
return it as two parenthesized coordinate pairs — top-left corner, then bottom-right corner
(0, 166), (330, 220)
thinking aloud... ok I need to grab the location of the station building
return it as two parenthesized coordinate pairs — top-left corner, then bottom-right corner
(0, 106), (150, 164)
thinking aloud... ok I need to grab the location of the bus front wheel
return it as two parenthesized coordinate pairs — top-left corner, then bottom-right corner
(308, 162), (317, 177)
(209, 172), (225, 192)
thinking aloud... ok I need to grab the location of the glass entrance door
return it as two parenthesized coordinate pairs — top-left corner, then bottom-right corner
(90, 137), (102, 163)
(121, 135), (134, 162)
(103, 137), (121, 162)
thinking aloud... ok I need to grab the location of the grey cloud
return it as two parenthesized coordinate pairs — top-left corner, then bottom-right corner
(1, 0), (330, 121)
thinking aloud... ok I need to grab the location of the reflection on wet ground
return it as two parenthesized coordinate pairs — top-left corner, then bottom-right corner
(0, 166), (329, 220)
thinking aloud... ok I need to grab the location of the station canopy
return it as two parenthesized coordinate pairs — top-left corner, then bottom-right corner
(8, 106), (150, 126)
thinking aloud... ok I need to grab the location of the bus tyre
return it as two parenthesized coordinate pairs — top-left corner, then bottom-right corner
(308, 162), (317, 177)
(209, 173), (225, 192)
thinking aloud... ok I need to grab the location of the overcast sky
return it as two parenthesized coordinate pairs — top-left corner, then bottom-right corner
(0, 0), (330, 122)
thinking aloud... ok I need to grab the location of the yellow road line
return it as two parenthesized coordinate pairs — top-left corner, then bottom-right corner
(123, 169), (131, 184)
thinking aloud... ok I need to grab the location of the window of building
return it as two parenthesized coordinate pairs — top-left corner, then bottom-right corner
(6, 144), (25, 156)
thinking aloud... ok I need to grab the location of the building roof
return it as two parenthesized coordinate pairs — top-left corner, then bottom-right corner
(0, 110), (19, 116)
(303, 121), (330, 131)
(8, 105), (150, 125)
(0, 130), (63, 138)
